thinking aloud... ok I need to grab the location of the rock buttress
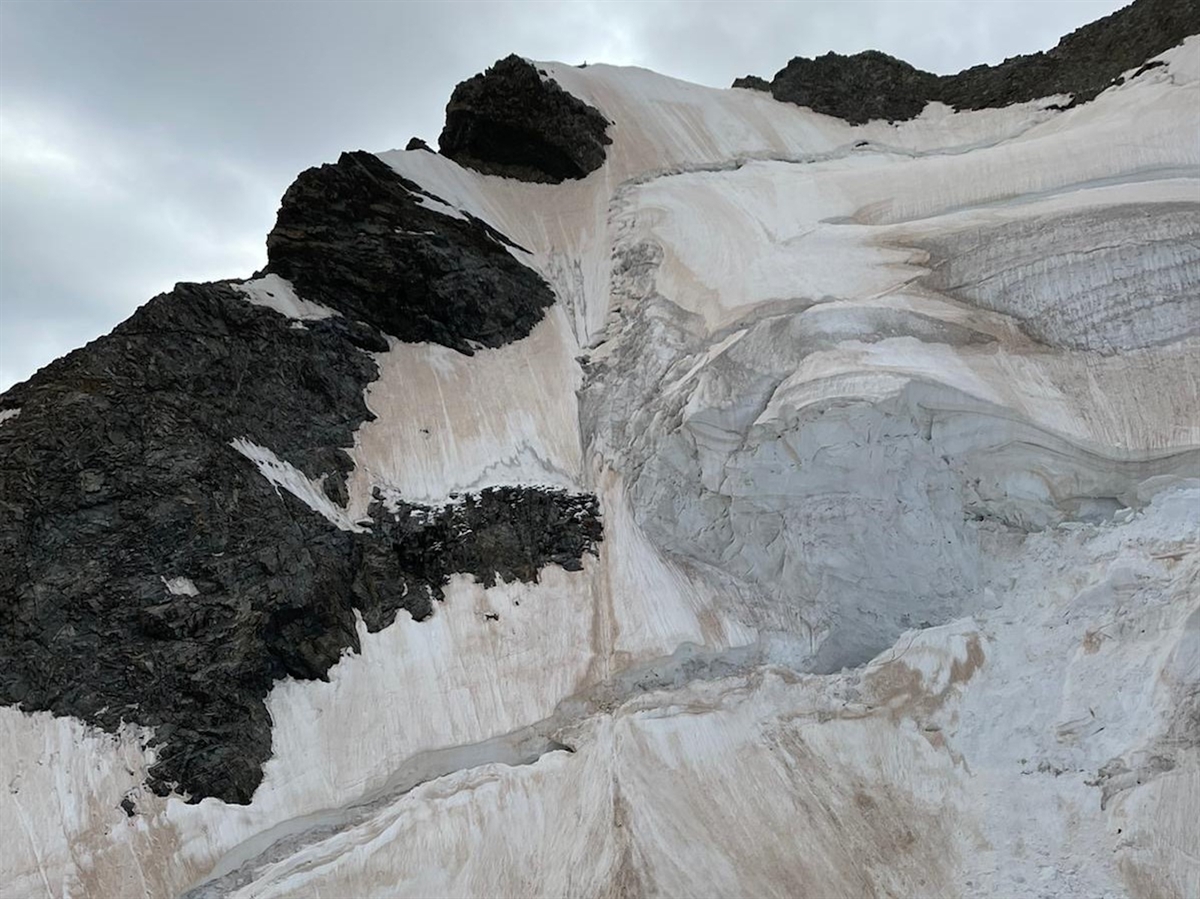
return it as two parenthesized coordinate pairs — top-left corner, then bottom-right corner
(439, 54), (612, 183)
(734, 0), (1200, 124)
(266, 149), (556, 353)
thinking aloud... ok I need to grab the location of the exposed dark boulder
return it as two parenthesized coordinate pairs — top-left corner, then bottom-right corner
(734, 0), (1200, 124)
(735, 50), (937, 125)
(266, 149), (554, 353)
(439, 54), (612, 183)
(357, 487), (603, 633)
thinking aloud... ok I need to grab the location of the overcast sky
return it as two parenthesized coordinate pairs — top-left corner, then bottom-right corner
(0, 0), (1128, 391)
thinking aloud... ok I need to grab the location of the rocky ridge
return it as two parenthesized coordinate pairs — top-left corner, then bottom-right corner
(0, 153), (603, 804)
(734, 0), (1200, 123)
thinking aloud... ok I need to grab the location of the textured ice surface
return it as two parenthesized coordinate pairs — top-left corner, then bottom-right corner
(2, 37), (1198, 899)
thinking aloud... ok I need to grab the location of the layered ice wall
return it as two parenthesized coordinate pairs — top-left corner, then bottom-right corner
(2, 27), (1198, 899)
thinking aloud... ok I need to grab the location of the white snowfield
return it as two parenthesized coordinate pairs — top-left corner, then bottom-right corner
(3, 38), (1200, 899)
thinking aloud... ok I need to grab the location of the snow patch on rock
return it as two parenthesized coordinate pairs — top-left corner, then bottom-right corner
(230, 437), (367, 532)
(236, 274), (339, 322)
(160, 576), (200, 597)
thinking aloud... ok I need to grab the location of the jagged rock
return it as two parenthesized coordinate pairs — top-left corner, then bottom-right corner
(357, 488), (603, 631)
(0, 220), (601, 803)
(734, 0), (1200, 123)
(439, 54), (612, 182)
(266, 150), (555, 353)
(0, 282), (378, 801)
(405, 137), (433, 152)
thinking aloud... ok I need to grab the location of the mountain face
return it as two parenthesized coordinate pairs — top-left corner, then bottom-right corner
(2, 1), (1199, 896)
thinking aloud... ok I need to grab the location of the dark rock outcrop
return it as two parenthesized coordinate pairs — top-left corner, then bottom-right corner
(356, 488), (603, 632)
(0, 145), (603, 803)
(439, 54), (612, 183)
(0, 281), (601, 802)
(0, 282), (379, 803)
(266, 150), (554, 354)
(734, 0), (1200, 124)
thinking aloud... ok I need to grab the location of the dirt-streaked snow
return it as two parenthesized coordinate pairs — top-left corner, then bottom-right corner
(3, 38), (1197, 899)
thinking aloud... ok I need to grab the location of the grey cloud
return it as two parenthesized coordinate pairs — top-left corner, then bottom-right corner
(607, 0), (1130, 83)
(0, 0), (1127, 390)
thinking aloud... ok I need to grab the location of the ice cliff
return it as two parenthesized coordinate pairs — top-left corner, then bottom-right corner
(1, 0), (1198, 896)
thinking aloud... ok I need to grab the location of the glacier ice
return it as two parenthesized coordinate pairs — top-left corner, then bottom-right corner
(2, 27), (1199, 899)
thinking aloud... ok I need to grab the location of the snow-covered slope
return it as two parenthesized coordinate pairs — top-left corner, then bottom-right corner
(2, 26), (1198, 899)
